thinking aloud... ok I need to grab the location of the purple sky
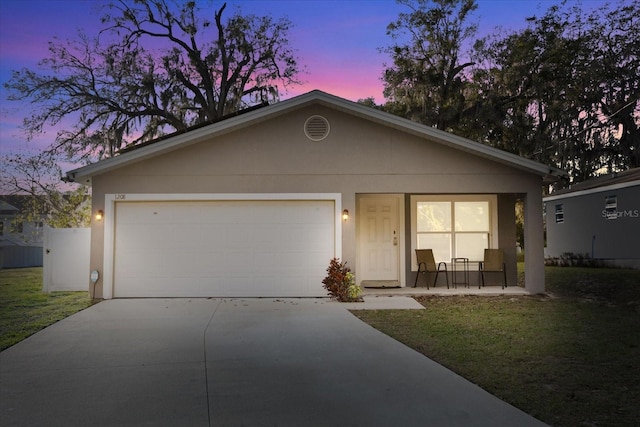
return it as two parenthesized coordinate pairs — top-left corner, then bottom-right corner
(0, 0), (603, 160)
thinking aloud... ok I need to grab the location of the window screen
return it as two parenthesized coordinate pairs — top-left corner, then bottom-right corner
(555, 204), (564, 223)
(604, 195), (617, 220)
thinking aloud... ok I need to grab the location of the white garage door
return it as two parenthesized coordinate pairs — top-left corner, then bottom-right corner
(113, 200), (336, 297)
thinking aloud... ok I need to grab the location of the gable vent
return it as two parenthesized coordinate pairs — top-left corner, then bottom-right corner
(304, 115), (330, 141)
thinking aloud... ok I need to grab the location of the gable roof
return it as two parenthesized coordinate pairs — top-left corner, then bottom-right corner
(0, 195), (44, 214)
(0, 198), (20, 214)
(544, 168), (640, 201)
(66, 90), (566, 184)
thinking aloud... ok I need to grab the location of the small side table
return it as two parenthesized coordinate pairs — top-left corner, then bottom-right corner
(451, 257), (469, 288)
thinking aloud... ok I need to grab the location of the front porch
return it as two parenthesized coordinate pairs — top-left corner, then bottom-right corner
(354, 190), (546, 296)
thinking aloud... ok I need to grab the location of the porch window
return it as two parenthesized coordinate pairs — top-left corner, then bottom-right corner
(411, 195), (497, 266)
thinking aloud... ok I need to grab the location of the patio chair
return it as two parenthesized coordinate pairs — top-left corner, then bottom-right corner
(479, 248), (507, 289)
(413, 249), (448, 289)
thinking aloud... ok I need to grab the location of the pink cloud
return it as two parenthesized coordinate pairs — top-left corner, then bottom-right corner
(287, 68), (384, 104)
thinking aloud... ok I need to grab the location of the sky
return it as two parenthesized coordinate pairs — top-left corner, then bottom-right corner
(0, 0), (606, 162)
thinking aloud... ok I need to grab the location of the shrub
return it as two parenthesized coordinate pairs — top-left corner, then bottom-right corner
(322, 258), (362, 302)
(545, 252), (609, 268)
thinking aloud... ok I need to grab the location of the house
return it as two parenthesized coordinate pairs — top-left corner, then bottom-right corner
(544, 168), (640, 269)
(0, 196), (44, 268)
(66, 90), (565, 299)
(0, 198), (20, 245)
(0, 196), (45, 246)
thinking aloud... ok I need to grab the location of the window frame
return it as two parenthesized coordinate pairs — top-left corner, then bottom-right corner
(555, 204), (564, 223)
(410, 195), (498, 269)
(604, 195), (617, 220)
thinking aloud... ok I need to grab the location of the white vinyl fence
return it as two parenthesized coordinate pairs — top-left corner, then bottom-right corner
(43, 226), (90, 292)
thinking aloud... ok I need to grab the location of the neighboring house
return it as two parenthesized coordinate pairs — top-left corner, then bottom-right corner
(66, 90), (565, 299)
(0, 196), (45, 246)
(0, 199), (19, 246)
(544, 168), (640, 269)
(0, 196), (44, 268)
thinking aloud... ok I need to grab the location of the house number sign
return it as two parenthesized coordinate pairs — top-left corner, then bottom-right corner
(115, 194), (127, 200)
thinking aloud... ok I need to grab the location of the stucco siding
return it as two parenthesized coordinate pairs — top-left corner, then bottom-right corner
(498, 193), (518, 286)
(102, 107), (521, 180)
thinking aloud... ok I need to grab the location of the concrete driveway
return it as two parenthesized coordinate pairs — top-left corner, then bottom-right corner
(1, 298), (547, 426)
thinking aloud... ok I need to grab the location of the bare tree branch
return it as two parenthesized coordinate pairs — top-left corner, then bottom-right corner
(4, 0), (301, 160)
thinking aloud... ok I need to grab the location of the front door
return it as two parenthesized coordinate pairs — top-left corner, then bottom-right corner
(358, 195), (401, 287)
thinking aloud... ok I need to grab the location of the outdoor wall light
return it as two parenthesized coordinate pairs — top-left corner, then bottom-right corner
(95, 210), (104, 221)
(342, 209), (349, 222)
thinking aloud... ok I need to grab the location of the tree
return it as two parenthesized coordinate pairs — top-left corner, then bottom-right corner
(1, 152), (91, 228)
(382, 0), (639, 184)
(4, 0), (301, 160)
(590, 1), (640, 172)
(470, 0), (640, 183)
(382, 0), (478, 131)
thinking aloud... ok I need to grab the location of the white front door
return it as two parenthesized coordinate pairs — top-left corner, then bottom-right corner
(358, 195), (401, 286)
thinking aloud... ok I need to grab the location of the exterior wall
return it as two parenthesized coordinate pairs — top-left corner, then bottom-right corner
(497, 193), (518, 286)
(523, 185), (545, 293)
(545, 184), (640, 268)
(88, 104), (545, 297)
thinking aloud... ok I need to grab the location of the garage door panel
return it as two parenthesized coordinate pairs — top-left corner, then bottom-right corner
(214, 277), (242, 294)
(116, 254), (168, 278)
(253, 227), (282, 249)
(200, 206), (238, 224)
(225, 225), (255, 250)
(178, 225), (212, 250)
(117, 224), (176, 252)
(195, 224), (227, 247)
(221, 251), (252, 273)
(283, 225), (334, 252)
(299, 203), (332, 222)
(172, 252), (207, 275)
(253, 251), (280, 273)
(113, 200), (336, 297)
(117, 203), (176, 224)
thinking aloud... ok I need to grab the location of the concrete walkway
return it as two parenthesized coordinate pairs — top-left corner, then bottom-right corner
(362, 285), (531, 297)
(1, 298), (547, 426)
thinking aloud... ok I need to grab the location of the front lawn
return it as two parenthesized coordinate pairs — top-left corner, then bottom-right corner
(354, 267), (640, 427)
(0, 267), (96, 351)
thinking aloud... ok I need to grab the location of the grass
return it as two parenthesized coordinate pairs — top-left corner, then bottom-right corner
(353, 266), (640, 427)
(544, 265), (640, 308)
(0, 267), (96, 351)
